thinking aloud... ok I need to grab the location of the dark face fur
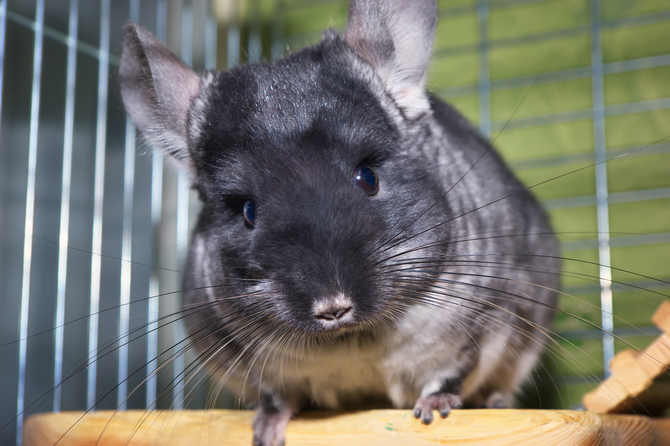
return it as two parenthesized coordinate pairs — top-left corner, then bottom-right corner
(188, 37), (450, 336)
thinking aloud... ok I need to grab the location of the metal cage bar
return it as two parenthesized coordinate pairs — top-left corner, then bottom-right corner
(17, 1), (45, 443)
(116, 0), (141, 412)
(86, 0), (111, 411)
(589, 0), (615, 374)
(53, 0), (79, 414)
(476, 0), (491, 138)
(146, 0), (169, 411)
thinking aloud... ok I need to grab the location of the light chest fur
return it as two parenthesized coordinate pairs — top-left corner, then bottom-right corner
(261, 291), (514, 410)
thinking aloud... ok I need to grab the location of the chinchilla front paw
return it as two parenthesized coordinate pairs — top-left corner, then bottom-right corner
(252, 403), (295, 446)
(413, 391), (463, 424)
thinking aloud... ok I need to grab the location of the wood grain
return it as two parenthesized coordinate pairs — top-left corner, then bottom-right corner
(21, 409), (670, 446)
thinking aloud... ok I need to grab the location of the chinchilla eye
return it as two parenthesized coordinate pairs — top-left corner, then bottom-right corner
(243, 200), (256, 227)
(352, 165), (379, 196)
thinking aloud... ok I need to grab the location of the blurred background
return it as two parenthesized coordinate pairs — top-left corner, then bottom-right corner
(1, 0), (669, 445)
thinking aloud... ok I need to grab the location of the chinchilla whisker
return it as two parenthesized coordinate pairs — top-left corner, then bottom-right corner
(381, 285), (483, 353)
(275, 333), (297, 392)
(386, 230), (559, 258)
(113, 342), (232, 446)
(379, 249), (670, 300)
(142, 303), (277, 401)
(58, 291), (266, 388)
(395, 288), (598, 402)
(456, 292), (656, 414)
(202, 320), (284, 405)
(201, 329), (283, 411)
(375, 229), (563, 267)
(208, 374), (230, 411)
(77, 301), (275, 438)
(255, 330), (298, 404)
(240, 330), (281, 396)
(376, 136), (670, 258)
(394, 273), (607, 333)
(126, 308), (278, 434)
(389, 264), (610, 319)
(176, 352), (232, 412)
(394, 286), (605, 391)
(203, 327), (282, 409)
(381, 258), (554, 277)
(386, 258), (665, 310)
(441, 228), (661, 245)
(0, 283), (265, 349)
(0, 295), (257, 432)
(6, 224), (268, 287)
(235, 332), (287, 407)
(392, 277), (573, 336)
(376, 228), (659, 269)
(397, 277), (670, 380)
(181, 320), (275, 411)
(382, 263), (566, 294)
(50, 330), (211, 446)
(274, 334), (298, 401)
(205, 367), (229, 411)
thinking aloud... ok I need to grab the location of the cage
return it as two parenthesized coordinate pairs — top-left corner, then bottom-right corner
(1, 0), (669, 445)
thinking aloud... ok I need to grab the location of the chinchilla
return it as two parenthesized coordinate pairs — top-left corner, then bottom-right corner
(119, 0), (560, 444)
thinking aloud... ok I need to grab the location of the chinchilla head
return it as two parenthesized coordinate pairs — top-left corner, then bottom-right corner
(119, 0), (457, 338)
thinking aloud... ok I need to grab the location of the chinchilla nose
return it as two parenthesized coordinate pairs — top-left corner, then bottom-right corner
(313, 294), (354, 328)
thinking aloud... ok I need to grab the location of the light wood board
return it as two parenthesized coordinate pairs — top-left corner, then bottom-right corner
(22, 409), (670, 446)
(584, 300), (670, 414)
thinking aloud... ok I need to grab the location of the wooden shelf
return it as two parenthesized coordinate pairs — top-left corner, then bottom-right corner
(25, 302), (670, 444)
(584, 301), (670, 414)
(23, 409), (670, 446)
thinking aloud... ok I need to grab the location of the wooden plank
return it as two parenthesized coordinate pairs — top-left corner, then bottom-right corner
(652, 301), (670, 334)
(583, 374), (631, 414)
(583, 301), (670, 414)
(584, 379), (670, 415)
(609, 349), (653, 394)
(21, 409), (670, 446)
(583, 343), (670, 414)
(638, 334), (670, 378)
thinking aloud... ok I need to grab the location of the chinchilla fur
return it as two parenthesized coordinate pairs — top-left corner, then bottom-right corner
(119, 1), (560, 444)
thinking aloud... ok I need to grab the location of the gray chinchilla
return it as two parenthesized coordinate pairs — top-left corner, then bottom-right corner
(119, 0), (560, 444)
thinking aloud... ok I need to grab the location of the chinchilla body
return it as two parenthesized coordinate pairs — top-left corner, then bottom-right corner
(119, 0), (560, 444)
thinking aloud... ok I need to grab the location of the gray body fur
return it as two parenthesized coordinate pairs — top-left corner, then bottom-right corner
(120, 1), (560, 444)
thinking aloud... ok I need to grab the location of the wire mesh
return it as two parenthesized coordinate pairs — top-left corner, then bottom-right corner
(0, 1), (219, 444)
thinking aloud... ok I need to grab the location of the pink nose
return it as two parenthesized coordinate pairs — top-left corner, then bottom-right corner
(316, 304), (352, 321)
(313, 295), (354, 327)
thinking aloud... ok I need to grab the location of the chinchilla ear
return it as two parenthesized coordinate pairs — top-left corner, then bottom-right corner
(345, 0), (437, 119)
(119, 23), (201, 174)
